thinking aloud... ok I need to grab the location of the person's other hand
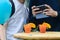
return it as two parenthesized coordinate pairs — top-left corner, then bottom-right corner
(43, 4), (58, 17)
(32, 6), (42, 16)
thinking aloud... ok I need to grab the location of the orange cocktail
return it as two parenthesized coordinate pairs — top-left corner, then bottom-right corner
(39, 25), (46, 33)
(39, 22), (51, 33)
(24, 25), (31, 33)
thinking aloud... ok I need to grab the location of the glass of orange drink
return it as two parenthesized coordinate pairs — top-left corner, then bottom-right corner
(24, 24), (31, 33)
(39, 25), (46, 33)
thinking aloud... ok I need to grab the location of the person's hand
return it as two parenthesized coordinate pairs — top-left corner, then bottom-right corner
(43, 4), (58, 17)
(32, 6), (42, 16)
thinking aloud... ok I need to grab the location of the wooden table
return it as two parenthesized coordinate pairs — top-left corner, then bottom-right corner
(14, 32), (60, 40)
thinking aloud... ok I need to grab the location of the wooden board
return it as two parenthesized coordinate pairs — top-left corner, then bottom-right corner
(14, 32), (60, 40)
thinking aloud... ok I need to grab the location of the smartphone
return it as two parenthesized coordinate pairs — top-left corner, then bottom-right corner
(35, 5), (49, 19)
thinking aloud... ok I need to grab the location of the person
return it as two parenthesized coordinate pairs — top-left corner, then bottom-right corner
(28, 0), (60, 31)
(6, 0), (28, 40)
